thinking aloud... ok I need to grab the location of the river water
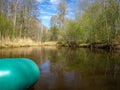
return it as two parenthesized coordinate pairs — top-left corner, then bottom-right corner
(0, 46), (120, 90)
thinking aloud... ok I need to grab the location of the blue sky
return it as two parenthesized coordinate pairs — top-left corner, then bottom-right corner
(37, 0), (79, 28)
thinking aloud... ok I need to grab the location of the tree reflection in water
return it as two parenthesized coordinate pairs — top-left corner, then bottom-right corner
(0, 47), (120, 90)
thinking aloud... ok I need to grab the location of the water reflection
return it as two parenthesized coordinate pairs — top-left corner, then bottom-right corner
(0, 47), (120, 90)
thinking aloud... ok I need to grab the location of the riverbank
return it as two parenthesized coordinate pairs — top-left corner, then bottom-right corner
(1, 39), (120, 50)
(59, 43), (120, 50)
(0, 39), (57, 48)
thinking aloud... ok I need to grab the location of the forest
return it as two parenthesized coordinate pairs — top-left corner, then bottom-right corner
(0, 0), (48, 42)
(0, 0), (120, 49)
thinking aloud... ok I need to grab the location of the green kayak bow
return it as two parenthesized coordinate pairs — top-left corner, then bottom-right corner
(0, 58), (40, 90)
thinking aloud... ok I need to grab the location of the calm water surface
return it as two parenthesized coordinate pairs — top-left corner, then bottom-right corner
(0, 47), (120, 90)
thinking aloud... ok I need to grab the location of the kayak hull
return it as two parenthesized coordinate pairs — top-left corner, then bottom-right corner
(0, 58), (40, 90)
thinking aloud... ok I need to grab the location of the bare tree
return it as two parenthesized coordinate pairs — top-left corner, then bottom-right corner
(57, 0), (67, 28)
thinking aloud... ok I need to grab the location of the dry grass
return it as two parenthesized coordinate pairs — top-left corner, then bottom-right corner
(0, 38), (57, 48)
(0, 38), (35, 48)
(41, 41), (57, 46)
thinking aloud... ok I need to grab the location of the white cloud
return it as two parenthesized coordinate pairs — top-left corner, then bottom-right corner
(50, 0), (57, 2)
(37, 0), (45, 3)
(41, 11), (57, 15)
(42, 16), (51, 19)
(50, 0), (59, 4)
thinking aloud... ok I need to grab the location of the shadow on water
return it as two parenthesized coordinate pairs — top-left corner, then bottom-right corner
(0, 47), (120, 90)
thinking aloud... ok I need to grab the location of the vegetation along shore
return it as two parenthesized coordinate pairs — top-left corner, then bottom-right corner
(0, 0), (120, 50)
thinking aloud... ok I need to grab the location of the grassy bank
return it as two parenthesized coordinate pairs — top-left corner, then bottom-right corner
(1, 38), (120, 50)
(0, 38), (57, 48)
